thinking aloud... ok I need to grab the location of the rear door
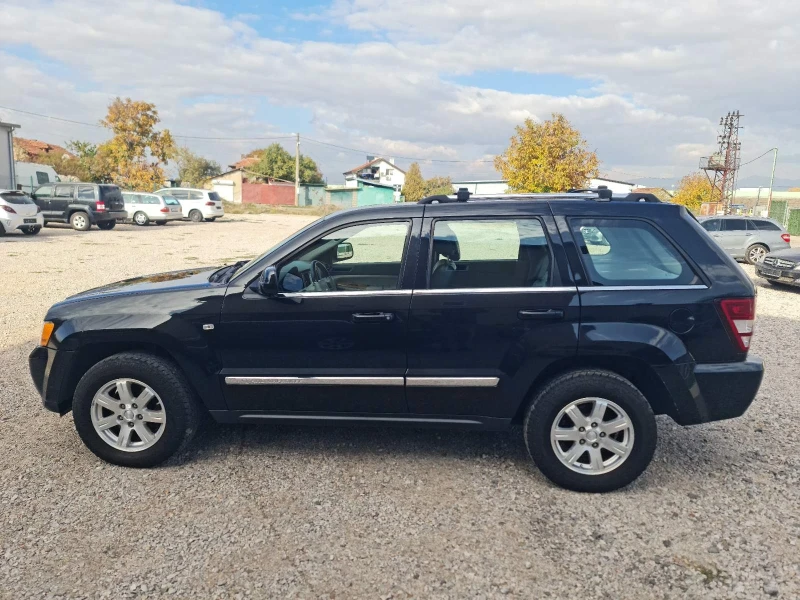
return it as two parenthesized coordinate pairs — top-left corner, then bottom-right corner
(719, 218), (749, 258)
(405, 202), (579, 421)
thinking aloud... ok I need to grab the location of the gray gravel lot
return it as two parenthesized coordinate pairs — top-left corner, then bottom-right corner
(1, 216), (799, 599)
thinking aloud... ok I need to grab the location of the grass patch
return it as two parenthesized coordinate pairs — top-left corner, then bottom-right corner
(222, 201), (339, 217)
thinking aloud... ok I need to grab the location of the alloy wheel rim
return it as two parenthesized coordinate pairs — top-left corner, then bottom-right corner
(90, 378), (166, 452)
(136, 213), (147, 224)
(550, 397), (634, 475)
(750, 247), (766, 262)
(74, 215), (86, 228)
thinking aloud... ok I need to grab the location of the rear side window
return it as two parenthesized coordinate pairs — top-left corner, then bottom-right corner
(169, 190), (189, 200)
(572, 218), (701, 286)
(749, 219), (781, 231)
(701, 219), (721, 232)
(54, 185), (73, 198)
(722, 219), (747, 231)
(36, 171), (50, 184)
(188, 191), (204, 200)
(208, 192), (222, 202)
(77, 186), (95, 200)
(429, 218), (551, 289)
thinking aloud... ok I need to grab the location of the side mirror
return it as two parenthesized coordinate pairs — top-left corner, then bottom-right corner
(336, 242), (354, 261)
(257, 265), (279, 296)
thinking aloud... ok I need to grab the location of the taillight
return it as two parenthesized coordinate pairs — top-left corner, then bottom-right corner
(205, 201), (215, 206)
(781, 233), (791, 243)
(1, 205), (16, 214)
(160, 207), (169, 213)
(719, 298), (755, 352)
(96, 201), (106, 212)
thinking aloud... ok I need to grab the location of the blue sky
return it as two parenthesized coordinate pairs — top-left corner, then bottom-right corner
(2, 0), (800, 186)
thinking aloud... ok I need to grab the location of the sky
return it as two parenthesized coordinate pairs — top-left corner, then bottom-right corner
(2, 0), (800, 189)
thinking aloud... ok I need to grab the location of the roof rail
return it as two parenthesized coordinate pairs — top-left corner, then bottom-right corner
(567, 185), (613, 199)
(417, 188), (663, 204)
(418, 187), (471, 204)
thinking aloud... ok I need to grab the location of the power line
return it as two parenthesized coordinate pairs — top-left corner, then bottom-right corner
(302, 137), (495, 164)
(738, 148), (776, 168)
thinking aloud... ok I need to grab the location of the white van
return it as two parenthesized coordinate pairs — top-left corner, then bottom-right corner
(15, 162), (59, 194)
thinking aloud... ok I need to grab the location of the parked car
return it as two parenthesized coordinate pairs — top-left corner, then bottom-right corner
(31, 182), (126, 231)
(153, 187), (224, 222)
(29, 189), (763, 493)
(0, 189), (44, 235)
(14, 162), (60, 195)
(122, 192), (183, 226)
(699, 216), (791, 264)
(754, 248), (800, 288)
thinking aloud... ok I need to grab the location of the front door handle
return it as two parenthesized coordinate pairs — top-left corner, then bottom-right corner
(352, 312), (395, 323)
(518, 309), (564, 321)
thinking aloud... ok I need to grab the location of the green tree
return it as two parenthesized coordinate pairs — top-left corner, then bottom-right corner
(174, 147), (221, 187)
(250, 143), (323, 183)
(672, 172), (717, 213)
(97, 97), (176, 190)
(424, 175), (453, 197)
(494, 113), (599, 192)
(401, 162), (427, 202)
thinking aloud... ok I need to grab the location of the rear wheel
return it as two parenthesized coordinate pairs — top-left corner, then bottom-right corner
(189, 210), (203, 223)
(746, 243), (768, 265)
(70, 212), (91, 231)
(97, 220), (116, 230)
(72, 352), (201, 468)
(524, 369), (657, 493)
(22, 226), (41, 235)
(133, 211), (149, 226)
(204, 217), (216, 222)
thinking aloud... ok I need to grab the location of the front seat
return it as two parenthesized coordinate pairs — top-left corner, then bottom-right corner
(430, 236), (460, 289)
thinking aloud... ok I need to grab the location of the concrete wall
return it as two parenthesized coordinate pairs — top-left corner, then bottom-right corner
(300, 185), (325, 206)
(242, 182), (295, 205)
(0, 124), (15, 190)
(358, 183), (396, 206)
(325, 188), (357, 208)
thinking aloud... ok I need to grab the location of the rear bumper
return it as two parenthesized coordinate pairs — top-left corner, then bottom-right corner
(94, 210), (127, 223)
(661, 357), (764, 425)
(0, 212), (43, 231)
(29, 346), (77, 414)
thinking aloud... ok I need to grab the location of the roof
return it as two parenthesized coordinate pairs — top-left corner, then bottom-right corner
(14, 137), (75, 160)
(229, 156), (260, 170)
(358, 178), (396, 189)
(344, 157), (406, 175)
(0, 121), (21, 129)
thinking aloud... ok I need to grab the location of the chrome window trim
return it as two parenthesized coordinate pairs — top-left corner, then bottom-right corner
(577, 285), (708, 292)
(226, 376), (405, 386)
(406, 377), (500, 388)
(414, 286), (575, 295)
(239, 414), (484, 425)
(277, 289), (412, 298)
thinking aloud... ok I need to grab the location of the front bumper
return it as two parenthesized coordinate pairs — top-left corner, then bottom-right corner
(29, 346), (78, 415)
(755, 265), (800, 286)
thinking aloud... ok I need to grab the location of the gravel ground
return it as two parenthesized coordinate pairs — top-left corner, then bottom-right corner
(1, 216), (799, 600)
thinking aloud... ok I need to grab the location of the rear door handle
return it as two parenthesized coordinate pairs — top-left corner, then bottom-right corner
(352, 312), (395, 323)
(518, 309), (564, 320)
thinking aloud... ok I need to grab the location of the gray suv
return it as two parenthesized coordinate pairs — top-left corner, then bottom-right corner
(699, 216), (791, 264)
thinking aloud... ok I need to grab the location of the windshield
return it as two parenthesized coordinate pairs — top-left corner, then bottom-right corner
(208, 192), (222, 202)
(0, 192), (35, 205)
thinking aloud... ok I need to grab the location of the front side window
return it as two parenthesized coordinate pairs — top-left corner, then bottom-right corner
(77, 186), (95, 200)
(572, 218), (700, 286)
(36, 171), (50, 184)
(429, 218), (551, 289)
(701, 219), (721, 232)
(54, 185), (73, 198)
(722, 219), (747, 231)
(278, 221), (410, 293)
(35, 185), (53, 198)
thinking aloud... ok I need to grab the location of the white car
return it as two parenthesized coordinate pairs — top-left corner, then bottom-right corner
(153, 187), (224, 222)
(122, 192), (184, 226)
(0, 189), (44, 235)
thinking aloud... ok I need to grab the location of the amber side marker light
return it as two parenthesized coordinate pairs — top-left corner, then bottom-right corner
(40, 322), (55, 347)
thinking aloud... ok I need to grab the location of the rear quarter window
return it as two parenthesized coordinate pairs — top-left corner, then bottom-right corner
(571, 218), (701, 286)
(208, 192), (222, 202)
(749, 220), (782, 231)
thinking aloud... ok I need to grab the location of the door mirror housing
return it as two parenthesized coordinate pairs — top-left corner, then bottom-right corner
(257, 265), (279, 296)
(336, 242), (354, 261)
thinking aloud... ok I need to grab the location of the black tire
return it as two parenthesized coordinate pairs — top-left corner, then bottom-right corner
(133, 211), (149, 226)
(97, 220), (116, 230)
(0, 223), (5, 236)
(746, 243), (768, 265)
(72, 352), (202, 468)
(204, 217), (216, 222)
(155, 221), (168, 226)
(189, 210), (203, 223)
(22, 226), (42, 235)
(523, 369), (657, 493)
(70, 212), (91, 231)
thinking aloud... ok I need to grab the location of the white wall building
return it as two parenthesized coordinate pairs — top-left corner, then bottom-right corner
(590, 177), (636, 194)
(451, 180), (509, 195)
(0, 121), (20, 190)
(343, 157), (405, 189)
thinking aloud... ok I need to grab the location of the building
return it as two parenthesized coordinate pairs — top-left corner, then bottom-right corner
(325, 180), (398, 208)
(1, 122), (20, 190)
(228, 155), (260, 171)
(631, 187), (673, 201)
(343, 157), (405, 189)
(451, 180), (509, 195)
(590, 177), (636, 194)
(210, 168), (245, 203)
(13, 137), (75, 162)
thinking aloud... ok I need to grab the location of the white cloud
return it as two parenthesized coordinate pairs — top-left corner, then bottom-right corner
(2, 0), (800, 184)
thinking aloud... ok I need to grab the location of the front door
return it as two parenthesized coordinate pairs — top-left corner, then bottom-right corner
(219, 217), (421, 414)
(406, 204), (580, 420)
(51, 185), (75, 218)
(32, 184), (54, 216)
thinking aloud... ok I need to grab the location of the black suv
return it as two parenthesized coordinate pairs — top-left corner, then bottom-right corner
(31, 182), (126, 230)
(29, 190), (764, 492)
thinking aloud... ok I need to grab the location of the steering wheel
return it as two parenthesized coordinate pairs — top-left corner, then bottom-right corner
(310, 260), (335, 291)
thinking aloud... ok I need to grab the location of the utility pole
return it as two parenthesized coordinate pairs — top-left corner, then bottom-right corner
(766, 147), (778, 217)
(700, 111), (743, 214)
(295, 133), (300, 207)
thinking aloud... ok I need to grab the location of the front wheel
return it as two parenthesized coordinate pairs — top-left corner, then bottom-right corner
(746, 243), (768, 265)
(524, 369), (657, 493)
(189, 210), (203, 223)
(97, 220), (116, 230)
(72, 352), (201, 468)
(133, 212), (149, 226)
